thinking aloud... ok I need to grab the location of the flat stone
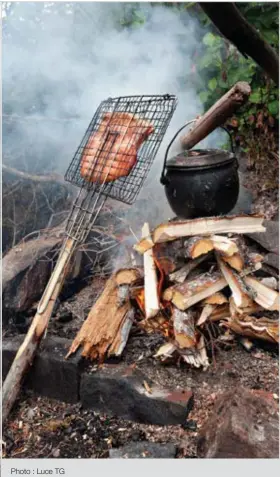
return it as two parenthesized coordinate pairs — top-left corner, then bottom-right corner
(247, 220), (279, 255)
(2, 335), (82, 403)
(80, 363), (193, 426)
(197, 387), (279, 458)
(109, 442), (177, 459)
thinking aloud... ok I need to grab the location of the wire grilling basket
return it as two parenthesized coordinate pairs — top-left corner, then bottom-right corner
(37, 94), (177, 314)
(65, 94), (178, 204)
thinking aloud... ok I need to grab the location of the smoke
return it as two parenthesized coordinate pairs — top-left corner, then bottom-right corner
(2, 2), (229, 228)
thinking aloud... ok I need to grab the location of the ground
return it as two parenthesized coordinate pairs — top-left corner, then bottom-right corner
(3, 314), (278, 458)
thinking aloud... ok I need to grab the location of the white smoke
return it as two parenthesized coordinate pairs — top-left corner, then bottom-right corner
(2, 2), (229, 227)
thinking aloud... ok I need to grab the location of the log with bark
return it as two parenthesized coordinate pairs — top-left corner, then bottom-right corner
(181, 82), (251, 150)
(134, 215), (266, 254)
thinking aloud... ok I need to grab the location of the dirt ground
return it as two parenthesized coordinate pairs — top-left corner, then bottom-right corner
(3, 284), (279, 459)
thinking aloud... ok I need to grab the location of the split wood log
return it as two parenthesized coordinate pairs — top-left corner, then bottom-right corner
(217, 255), (253, 308)
(66, 269), (141, 361)
(163, 271), (227, 311)
(181, 82), (251, 150)
(173, 308), (197, 349)
(169, 254), (210, 284)
(142, 223), (160, 319)
(134, 215), (265, 254)
(200, 3), (279, 85)
(202, 292), (228, 305)
(244, 276), (279, 311)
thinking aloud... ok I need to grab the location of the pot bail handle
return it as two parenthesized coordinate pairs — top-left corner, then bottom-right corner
(160, 122), (235, 185)
(160, 119), (196, 185)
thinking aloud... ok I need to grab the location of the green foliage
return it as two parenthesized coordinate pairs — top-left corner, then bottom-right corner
(195, 2), (279, 153)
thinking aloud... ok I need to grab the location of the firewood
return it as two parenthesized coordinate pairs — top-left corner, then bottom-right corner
(173, 308), (197, 349)
(185, 236), (213, 259)
(154, 342), (176, 359)
(163, 271), (227, 310)
(66, 273), (135, 361)
(229, 296), (262, 316)
(115, 267), (143, 286)
(217, 256), (254, 308)
(197, 304), (216, 326)
(223, 252), (244, 272)
(153, 241), (185, 275)
(134, 215), (265, 254)
(211, 235), (239, 257)
(181, 335), (209, 369)
(221, 315), (279, 344)
(169, 254), (209, 284)
(209, 304), (231, 322)
(260, 277), (278, 290)
(202, 292), (228, 305)
(244, 276), (279, 311)
(142, 223), (160, 319)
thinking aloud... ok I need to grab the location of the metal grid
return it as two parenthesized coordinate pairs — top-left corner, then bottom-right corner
(65, 95), (178, 205)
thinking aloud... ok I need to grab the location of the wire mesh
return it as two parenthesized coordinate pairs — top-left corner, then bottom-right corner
(65, 94), (178, 205)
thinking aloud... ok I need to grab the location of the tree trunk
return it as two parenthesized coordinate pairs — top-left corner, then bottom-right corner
(200, 2), (279, 84)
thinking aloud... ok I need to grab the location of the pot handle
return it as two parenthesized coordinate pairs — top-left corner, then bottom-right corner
(160, 121), (235, 185)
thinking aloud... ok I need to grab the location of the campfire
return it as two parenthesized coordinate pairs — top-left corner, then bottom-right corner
(66, 214), (279, 369)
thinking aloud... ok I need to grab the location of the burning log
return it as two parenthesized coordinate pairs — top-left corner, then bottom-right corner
(142, 223), (160, 319)
(134, 215), (265, 254)
(66, 268), (141, 361)
(163, 271), (227, 310)
(180, 82), (251, 149)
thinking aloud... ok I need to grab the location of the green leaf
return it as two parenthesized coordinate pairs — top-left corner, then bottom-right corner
(249, 92), (262, 104)
(199, 91), (209, 104)
(268, 100), (279, 116)
(208, 77), (217, 91)
(202, 32), (216, 47)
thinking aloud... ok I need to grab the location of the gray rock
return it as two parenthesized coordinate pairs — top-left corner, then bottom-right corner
(80, 363), (193, 426)
(109, 442), (177, 458)
(197, 387), (279, 458)
(246, 220), (279, 255)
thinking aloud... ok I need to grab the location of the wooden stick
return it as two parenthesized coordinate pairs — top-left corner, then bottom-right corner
(142, 223), (160, 319)
(181, 82), (251, 150)
(2, 237), (76, 424)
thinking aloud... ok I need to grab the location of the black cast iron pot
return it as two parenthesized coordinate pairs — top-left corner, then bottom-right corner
(160, 122), (239, 219)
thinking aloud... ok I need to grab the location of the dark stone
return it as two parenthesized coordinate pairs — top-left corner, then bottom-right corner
(2, 335), (82, 403)
(109, 442), (177, 459)
(80, 363), (193, 426)
(247, 220), (279, 255)
(197, 387), (279, 458)
(264, 252), (279, 271)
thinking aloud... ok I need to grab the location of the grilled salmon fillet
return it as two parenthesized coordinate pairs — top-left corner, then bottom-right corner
(80, 112), (154, 183)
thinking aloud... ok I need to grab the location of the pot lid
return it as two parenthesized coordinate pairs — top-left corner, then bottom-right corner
(167, 149), (235, 169)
